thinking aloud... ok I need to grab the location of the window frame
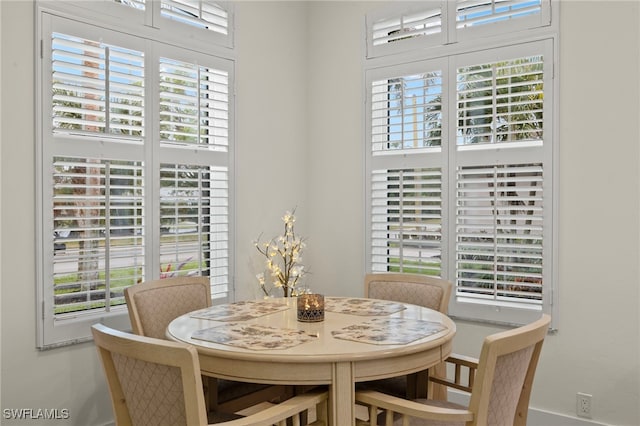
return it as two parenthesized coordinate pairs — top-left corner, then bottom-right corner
(37, 1), (234, 55)
(35, 1), (235, 349)
(157, 0), (233, 47)
(366, 1), (447, 59)
(364, 1), (559, 328)
(366, 0), (552, 59)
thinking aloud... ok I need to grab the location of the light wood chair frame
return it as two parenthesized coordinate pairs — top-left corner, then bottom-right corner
(92, 323), (328, 426)
(356, 314), (552, 426)
(365, 273), (453, 400)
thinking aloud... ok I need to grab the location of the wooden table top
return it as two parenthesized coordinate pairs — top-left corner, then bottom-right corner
(167, 296), (456, 364)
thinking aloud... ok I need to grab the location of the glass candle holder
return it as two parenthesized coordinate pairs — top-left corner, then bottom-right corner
(297, 294), (325, 322)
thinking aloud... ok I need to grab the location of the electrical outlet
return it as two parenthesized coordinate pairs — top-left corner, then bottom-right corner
(577, 392), (592, 418)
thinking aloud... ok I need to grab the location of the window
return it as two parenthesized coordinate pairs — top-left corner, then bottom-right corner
(37, 3), (234, 348)
(365, 2), (557, 326)
(366, 0), (551, 58)
(160, 0), (230, 36)
(114, 0), (231, 40)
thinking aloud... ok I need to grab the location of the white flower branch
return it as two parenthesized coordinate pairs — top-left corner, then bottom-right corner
(254, 209), (307, 297)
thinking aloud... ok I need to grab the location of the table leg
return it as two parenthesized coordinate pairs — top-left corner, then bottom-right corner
(331, 361), (355, 426)
(427, 361), (449, 401)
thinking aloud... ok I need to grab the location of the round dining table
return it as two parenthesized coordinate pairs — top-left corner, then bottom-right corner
(166, 296), (456, 426)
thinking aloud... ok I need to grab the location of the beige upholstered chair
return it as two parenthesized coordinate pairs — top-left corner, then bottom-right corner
(365, 273), (452, 314)
(124, 277), (286, 413)
(92, 323), (328, 426)
(355, 314), (551, 426)
(125, 276), (212, 340)
(363, 273), (453, 399)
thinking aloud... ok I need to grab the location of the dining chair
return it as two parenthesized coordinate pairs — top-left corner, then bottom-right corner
(362, 273), (453, 400)
(124, 277), (288, 413)
(91, 323), (329, 426)
(355, 314), (552, 426)
(365, 273), (452, 314)
(125, 276), (212, 340)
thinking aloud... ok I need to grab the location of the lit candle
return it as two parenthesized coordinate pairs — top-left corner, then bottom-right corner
(297, 294), (324, 322)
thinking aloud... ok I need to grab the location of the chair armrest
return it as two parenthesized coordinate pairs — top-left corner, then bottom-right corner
(215, 389), (328, 426)
(356, 389), (474, 425)
(428, 353), (479, 394)
(446, 353), (478, 367)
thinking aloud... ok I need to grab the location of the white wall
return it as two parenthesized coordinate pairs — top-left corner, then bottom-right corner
(1, 1), (638, 426)
(306, 1), (369, 298)
(234, 1), (312, 301)
(1, 2), (113, 425)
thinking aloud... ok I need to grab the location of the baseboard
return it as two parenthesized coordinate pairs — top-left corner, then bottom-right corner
(528, 408), (610, 426)
(448, 391), (610, 426)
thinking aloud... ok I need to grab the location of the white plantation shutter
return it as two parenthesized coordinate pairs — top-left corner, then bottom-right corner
(371, 168), (443, 276)
(448, 41), (552, 323)
(366, 0), (550, 57)
(367, 59), (447, 278)
(159, 58), (229, 150)
(52, 157), (145, 315)
(159, 164), (229, 299)
(456, 164), (543, 307)
(366, 2), (444, 58)
(41, 19), (150, 346)
(110, 0), (230, 37)
(51, 32), (145, 139)
(366, 38), (555, 326)
(371, 68), (444, 152)
(457, 0), (545, 28)
(38, 12), (234, 348)
(161, 0), (229, 35)
(371, 11), (441, 44)
(157, 49), (233, 303)
(455, 0), (551, 42)
(457, 54), (544, 146)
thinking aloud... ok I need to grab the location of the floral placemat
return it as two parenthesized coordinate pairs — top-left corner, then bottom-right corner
(190, 300), (289, 322)
(325, 298), (407, 316)
(331, 318), (446, 345)
(191, 323), (317, 350)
